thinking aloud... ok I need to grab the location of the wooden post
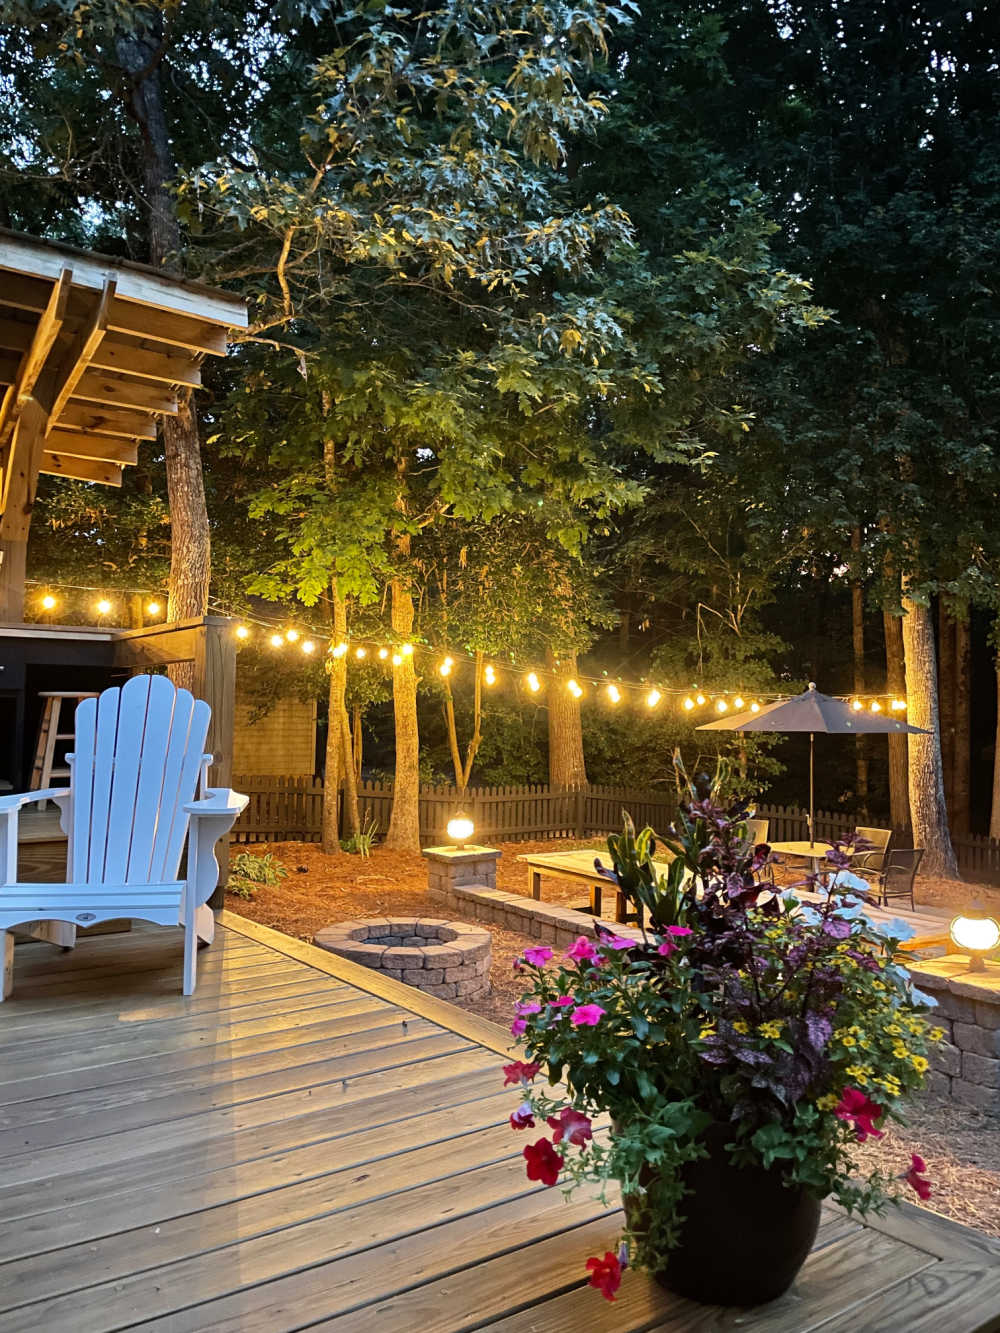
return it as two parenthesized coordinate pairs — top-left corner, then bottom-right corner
(0, 400), (47, 621)
(192, 618), (236, 904)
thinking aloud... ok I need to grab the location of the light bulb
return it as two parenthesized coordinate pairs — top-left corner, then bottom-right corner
(484, 664), (496, 685)
(526, 671), (541, 693)
(40, 594), (56, 611)
(95, 599), (112, 616)
(235, 625), (250, 640)
(439, 657), (453, 677)
(695, 693), (706, 707)
(302, 640), (315, 654)
(392, 653), (403, 666)
(270, 633), (283, 648)
(683, 697), (695, 711)
(355, 647), (367, 659)
(285, 628), (299, 643)
(950, 913), (1000, 959)
(750, 702), (761, 713)
(567, 678), (583, 698)
(606, 683), (621, 703)
(378, 647), (389, 660)
(716, 699), (728, 713)
(401, 643), (414, 656)
(447, 814), (475, 847)
(870, 700), (881, 712)
(331, 642), (348, 658)
(646, 689), (661, 708)
(146, 601), (161, 616)
(891, 698), (906, 711)
(733, 696), (745, 709)
(852, 699), (862, 712)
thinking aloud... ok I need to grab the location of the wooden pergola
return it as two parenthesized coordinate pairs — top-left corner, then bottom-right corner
(0, 227), (247, 618)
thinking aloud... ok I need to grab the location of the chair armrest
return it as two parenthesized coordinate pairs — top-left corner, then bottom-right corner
(0, 789), (69, 814)
(184, 788), (249, 818)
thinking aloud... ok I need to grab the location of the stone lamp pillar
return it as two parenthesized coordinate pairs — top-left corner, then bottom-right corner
(424, 844), (501, 897)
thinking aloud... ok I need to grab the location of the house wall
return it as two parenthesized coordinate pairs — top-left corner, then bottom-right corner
(232, 695), (317, 777)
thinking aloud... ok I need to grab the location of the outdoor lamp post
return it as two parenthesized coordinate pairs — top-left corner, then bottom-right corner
(949, 912), (1000, 972)
(447, 813), (475, 849)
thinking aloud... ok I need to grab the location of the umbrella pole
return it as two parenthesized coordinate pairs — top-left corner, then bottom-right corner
(809, 732), (815, 846)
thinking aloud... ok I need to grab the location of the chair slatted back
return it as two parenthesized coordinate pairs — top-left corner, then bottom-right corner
(745, 818), (769, 845)
(68, 675), (211, 886)
(854, 826), (891, 872)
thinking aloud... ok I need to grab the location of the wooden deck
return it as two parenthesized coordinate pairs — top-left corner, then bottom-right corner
(0, 915), (998, 1331)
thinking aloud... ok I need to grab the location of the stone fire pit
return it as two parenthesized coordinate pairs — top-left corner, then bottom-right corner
(313, 917), (491, 1001)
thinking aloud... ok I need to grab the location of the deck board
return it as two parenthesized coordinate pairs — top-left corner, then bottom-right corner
(0, 914), (997, 1332)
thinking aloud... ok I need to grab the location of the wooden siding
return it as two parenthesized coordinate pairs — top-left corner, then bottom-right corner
(0, 914), (996, 1330)
(232, 695), (317, 778)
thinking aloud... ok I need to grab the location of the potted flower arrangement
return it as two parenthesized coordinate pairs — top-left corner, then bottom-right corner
(504, 767), (941, 1306)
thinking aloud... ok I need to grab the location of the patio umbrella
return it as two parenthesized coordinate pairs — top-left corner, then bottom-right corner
(697, 683), (929, 845)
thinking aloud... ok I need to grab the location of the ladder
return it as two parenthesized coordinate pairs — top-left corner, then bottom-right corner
(30, 692), (99, 808)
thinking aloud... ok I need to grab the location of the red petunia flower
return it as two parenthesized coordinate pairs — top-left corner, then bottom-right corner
(834, 1087), (885, 1142)
(523, 1136), (564, 1187)
(502, 1060), (541, 1087)
(546, 1107), (593, 1146)
(585, 1251), (623, 1300)
(509, 1102), (535, 1130)
(903, 1152), (932, 1200)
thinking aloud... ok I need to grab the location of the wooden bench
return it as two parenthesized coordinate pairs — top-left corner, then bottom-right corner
(517, 849), (674, 926)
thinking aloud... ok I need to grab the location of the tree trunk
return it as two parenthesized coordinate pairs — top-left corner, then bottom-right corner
(321, 667), (343, 855)
(901, 592), (959, 879)
(443, 649), (484, 793)
(850, 528), (868, 812)
(938, 601), (956, 816)
(990, 637), (1000, 840)
(339, 702), (361, 840)
(115, 26), (210, 690)
(547, 651), (587, 787)
(321, 583), (359, 851)
(353, 701), (363, 782)
(953, 605), (971, 836)
(385, 574), (421, 850)
(883, 610), (910, 829)
(128, 593), (144, 629)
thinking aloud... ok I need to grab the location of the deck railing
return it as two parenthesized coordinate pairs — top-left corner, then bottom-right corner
(229, 775), (1000, 882)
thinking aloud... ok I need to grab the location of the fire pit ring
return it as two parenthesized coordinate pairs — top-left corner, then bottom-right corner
(313, 917), (491, 1001)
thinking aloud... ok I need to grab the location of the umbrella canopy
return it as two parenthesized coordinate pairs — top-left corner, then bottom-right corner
(698, 684), (929, 844)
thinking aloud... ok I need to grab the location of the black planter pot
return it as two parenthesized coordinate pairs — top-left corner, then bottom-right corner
(625, 1123), (822, 1307)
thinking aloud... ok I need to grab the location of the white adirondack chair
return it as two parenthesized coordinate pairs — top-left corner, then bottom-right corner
(0, 674), (248, 999)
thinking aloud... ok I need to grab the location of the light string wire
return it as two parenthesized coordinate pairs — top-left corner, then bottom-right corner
(21, 578), (908, 714)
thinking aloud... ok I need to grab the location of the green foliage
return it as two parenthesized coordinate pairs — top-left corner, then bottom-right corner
(227, 850), (290, 899)
(508, 798), (940, 1273)
(340, 813), (379, 858)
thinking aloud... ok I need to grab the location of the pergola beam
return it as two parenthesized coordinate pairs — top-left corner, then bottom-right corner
(71, 369), (179, 416)
(44, 278), (115, 430)
(56, 402), (156, 441)
(44, 431), (138, 465)
(39, 452), (125, 486)
(89, 337), (202, 388)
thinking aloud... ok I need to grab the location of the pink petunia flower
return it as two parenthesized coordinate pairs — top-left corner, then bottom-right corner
(571, 1003), (607, 1028)
(602, 935), (635, 951)
(549, 995), (576, 1008)
(510, 1102), (535, 1130)
(546, 1107), (593, 1146)
(657, 939), (676, 957)
(510, 1018), (528, 1037)
(585, 1251), (622, 1301)
(903, 1153), (932, 1200)
(515, 1000), (542, 1016)
(666, 925), (693, 936)
(523, 1136), (563, 1187)
(502, 1060), (541, 1087)
(565, 936), (599, 963)
(834, 1087), (885, 1142)
(522, 946), (554, 967)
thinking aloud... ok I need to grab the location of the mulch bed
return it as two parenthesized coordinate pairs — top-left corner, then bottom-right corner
(227, 836), (1000, 1241)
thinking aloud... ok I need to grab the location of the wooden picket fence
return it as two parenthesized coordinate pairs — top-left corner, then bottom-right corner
(230, 776), (1000, 882)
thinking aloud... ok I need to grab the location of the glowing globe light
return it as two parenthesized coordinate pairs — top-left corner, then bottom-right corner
(646, 689), (661, 708)
(750, 702), (761, 713)
(716, 699), (728, 713)
(269, 633), (283, 648)
(484, 664), (497, 685)
(695, 693), (706, 707)
(852, 699), (862, 711)
(392, 652), (403, 666)
(526, 672), (541, 693)
(891, 698), (906, 711)
(683, 697), (695, 711)
(302, 640), (315, 654)
(567, 678), (583, 699)
(378, 647), (389, 659)
(870, 700), (881, 712)
(95, 598), (112, 616)
(146, 601), (161, 617)
(401, 643), (414, 656)
(439, 656), (453, 677)
(331, 641), (348, 658)
(285, 628), (299, 643)
(235, 625), (250, 640)
(606, 684), (621, 703)
(40, 593), (56, 611)
(950, 913), (1000, 971)
(733, 696), (745, 709)
(355, 647), (367, 659)
(447, 813), (475, 848)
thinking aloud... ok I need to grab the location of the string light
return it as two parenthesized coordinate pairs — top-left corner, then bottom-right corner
(331, 642), (348, 658)
(568, 678), (583, 698)
(378, 647), (389, 660)
(683, 697), (695, 711)
(716, 699), (728, 713)
(95, 598), (112, 616)
(695, 693), (706, 707)
(733, 696), (745, 710)
(750, 702), (761, 713)
(40, 593), (57, 611)
(269, 633), (283, 648)
(606, 683), (621, 703)
(302, 640), (315, 655)
(439, 656), (454, 677)
(355, 647), (367, 660)
(484, 664), (497, 686)
(851, 699), (862, 711)
(235, 625), (250, 640)
(392, 652), (403, 666)
(526, 671), (541, 693)
(285, 628), (300, 643)
(646, 688), (661, 708)
(146, 601), (161, 617)
(401, 643), (414, 657)
(891, 698), (906, 711)
(870, 699), (881, 712)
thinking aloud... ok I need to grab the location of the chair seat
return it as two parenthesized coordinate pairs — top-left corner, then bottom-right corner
(0, 883), (183, 929)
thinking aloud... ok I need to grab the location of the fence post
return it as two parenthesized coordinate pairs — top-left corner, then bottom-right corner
(575, 787), (586, 839)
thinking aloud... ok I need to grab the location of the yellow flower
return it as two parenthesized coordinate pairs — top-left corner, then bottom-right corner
(759, 1021), (783, 1039)
(733, 1021), (749, 1035)
(910, 1055), (929, 1074)
(817, 1093), (838, 1111)
(885, 1024), (902, 1036)
(871, 980), (886, 991)
(841, 1036), (857, 1048)
(892, 1043), (909, 1060)
(929, 1027), (945, 1043)
(698, 1025), (716, 1040)
(845, 1064), (870, 1086)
